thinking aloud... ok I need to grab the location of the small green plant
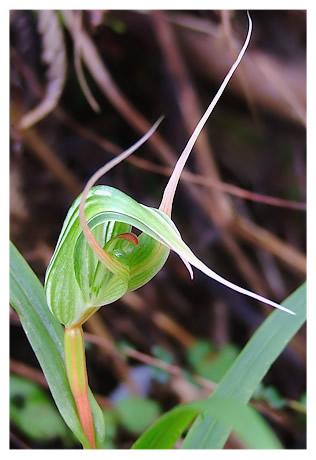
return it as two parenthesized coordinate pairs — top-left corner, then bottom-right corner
(9, 242), (306, 449)
(10, 13), (305, 449)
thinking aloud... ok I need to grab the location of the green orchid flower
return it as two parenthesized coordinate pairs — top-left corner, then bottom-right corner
(44, 13), (294, 449)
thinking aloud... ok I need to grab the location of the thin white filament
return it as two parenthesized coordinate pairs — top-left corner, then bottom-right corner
(189, 254), (295, 315)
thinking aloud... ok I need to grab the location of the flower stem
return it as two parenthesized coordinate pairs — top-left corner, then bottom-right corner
(64, 325), (96, 449)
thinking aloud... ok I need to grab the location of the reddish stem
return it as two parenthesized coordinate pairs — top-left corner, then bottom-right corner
(64, 326), (96, 449)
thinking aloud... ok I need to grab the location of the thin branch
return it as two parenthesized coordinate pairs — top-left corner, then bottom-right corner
(18, 121), (82, 196)
(235, 215), (306, 276)
(10, 358), (111, 410)
(122, 291), (196, 347)
(12, 98), (82, 197)
(56, 109), (306, 211)
(83, 332), (216, 392)
(10, 359), (48, 388)
(73, 11), (101, 113)
(85, 314), (139, 395)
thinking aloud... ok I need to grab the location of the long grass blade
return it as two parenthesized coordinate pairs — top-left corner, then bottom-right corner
(132, 397), (281, 449)
(181, 282), (306, 448)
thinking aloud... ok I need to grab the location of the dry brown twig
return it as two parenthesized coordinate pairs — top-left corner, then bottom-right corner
(56, 108), (306, 211)
(122, 291), (196, 348)
(10, 358), (111, 409)
(85, 314), (139, 395)
(11, 98), (82, 197)
(73, 10), (101, 113)
(19, 11), (67, 130)
(83, 332), (216, 393)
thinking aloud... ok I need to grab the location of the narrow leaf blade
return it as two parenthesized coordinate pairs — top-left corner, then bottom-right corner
(132, 397), (281, 449)
(10, 241), (105, 448)
(182, 282), (306, 449)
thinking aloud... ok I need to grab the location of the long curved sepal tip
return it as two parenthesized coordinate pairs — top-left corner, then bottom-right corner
(159, 12), (252, 217)
(188, 256), (296, 315)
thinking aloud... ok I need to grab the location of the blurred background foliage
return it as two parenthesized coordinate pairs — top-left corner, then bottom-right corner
(10, 10), (306, 449)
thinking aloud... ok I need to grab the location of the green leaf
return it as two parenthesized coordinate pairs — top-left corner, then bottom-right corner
(9, 242), (105, 449)
(116, 396), (161, 435)
(182, 282), (306, 448)
(10, 375), (75, 445)
(132, 401), (199, 449)
(132, 397), (281, 449)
